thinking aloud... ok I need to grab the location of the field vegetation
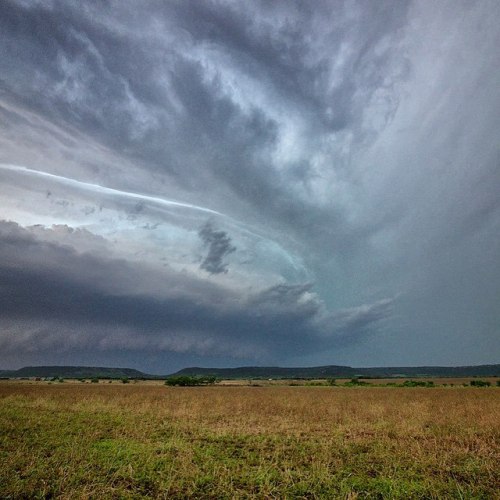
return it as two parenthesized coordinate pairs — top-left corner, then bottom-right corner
(165, 375), (219, 386)
(0, 382), (498, 498)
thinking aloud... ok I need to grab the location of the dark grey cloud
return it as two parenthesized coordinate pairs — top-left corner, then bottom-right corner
(198, 221), (236, 274)
(0, 221), (393, 370)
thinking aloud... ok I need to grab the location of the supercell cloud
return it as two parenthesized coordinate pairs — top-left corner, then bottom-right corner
(0, 0), (499, 372)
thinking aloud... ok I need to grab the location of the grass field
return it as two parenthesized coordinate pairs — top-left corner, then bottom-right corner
(0, 382), (498, 498)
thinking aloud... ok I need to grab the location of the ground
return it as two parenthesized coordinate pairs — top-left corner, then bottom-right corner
(0, 381), (498, 498)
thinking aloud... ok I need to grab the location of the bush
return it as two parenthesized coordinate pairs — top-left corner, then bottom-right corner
(121, 377), (130, 384)
(91, 378), (99, 384)
(164, 375), (218, 386)
(401, 380), (434, 387)
(345, 378), (369, 386)
(326, 378), (337, 386)
(470, 380), (490, 387)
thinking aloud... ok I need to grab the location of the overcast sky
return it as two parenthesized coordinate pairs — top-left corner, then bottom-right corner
(1, 0), (499, 373)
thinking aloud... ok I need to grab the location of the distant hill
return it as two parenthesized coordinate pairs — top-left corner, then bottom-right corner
(170, 364), (500, 379)
(1, 364), (498, 380)
(0, 366), (150, 379)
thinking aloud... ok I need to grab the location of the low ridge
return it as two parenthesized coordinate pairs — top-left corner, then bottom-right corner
(1, 364), (498, 380)
(170, 364), (500, 379)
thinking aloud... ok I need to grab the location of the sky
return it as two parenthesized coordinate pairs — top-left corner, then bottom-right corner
(0, 0), (499, 373)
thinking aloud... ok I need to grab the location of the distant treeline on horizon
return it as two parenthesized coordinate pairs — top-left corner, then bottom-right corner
(1, 364), (499, 380)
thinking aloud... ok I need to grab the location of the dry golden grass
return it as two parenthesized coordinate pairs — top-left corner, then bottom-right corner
(1, 382), (499, 498)
(196, 377), (499, 387)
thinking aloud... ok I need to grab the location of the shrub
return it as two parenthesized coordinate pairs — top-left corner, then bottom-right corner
(401, 380), (434, 387)
(91, 378), (99, 384)
(326, 378), (337, 386)
(470, 380), (490, 387)
(164, 375), (218, 386)
(121, 377), (130, 384)
(345, 378), (368, 386)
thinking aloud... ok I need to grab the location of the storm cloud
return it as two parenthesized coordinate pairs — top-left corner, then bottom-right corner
(0, 221), (392, 366)
(0, 0), (499, 372)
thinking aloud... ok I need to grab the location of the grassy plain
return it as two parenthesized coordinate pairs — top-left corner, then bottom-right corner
(0, 382), (498, 499)
(214, 377), (499, 387)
